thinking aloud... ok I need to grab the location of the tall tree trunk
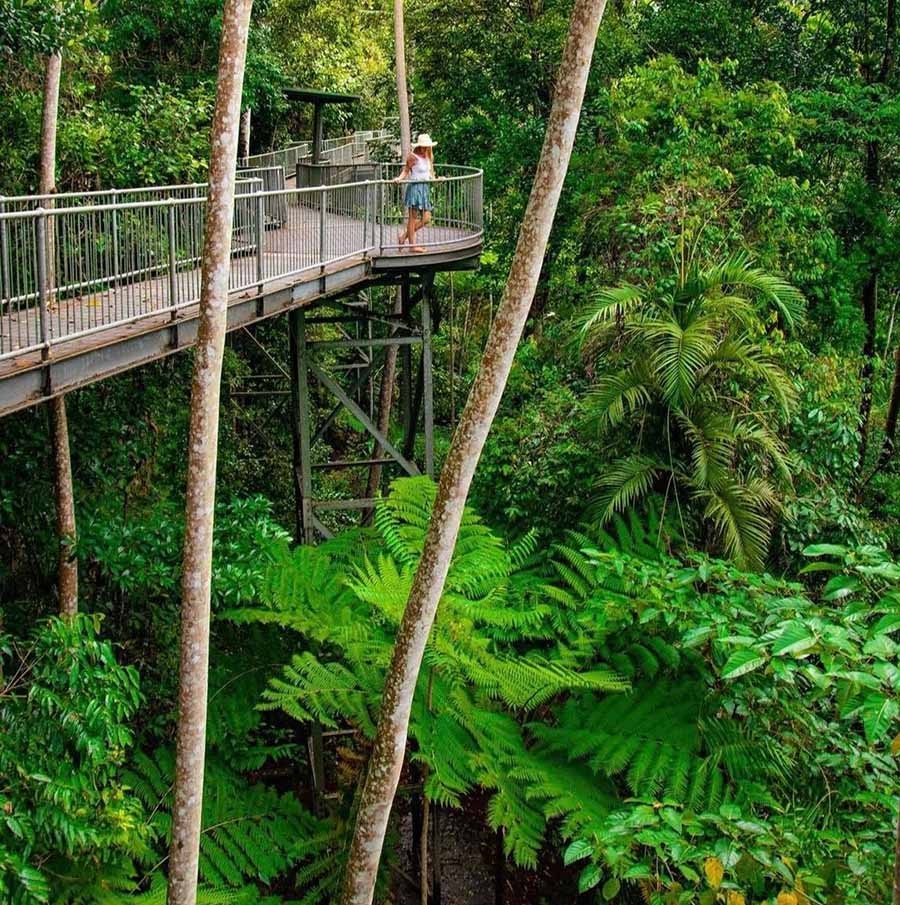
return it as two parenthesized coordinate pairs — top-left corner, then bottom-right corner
(858, 263), (878, 471)
(239, 107), (251, 162)
(869, 335), (900, 478)
(166, 2), (253, 902)
(40, 50), (78, 617)
(49, 397), (77, 616)
(857, 0), (895, 474)
(894, 796), (900, 905)
(364, 0), (412, 506)
(394, 0), (411, 155)
(39, 52), (61, 198)
(339, 3), (607, 902)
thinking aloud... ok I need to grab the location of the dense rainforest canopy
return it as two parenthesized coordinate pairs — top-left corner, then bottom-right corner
(0, 0), (898, 903)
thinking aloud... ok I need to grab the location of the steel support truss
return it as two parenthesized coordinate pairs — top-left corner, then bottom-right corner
(289, 271), (436, 545)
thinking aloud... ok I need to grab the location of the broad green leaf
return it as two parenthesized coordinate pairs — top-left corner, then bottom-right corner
(861, 692), (899, 744)
(802, 543), (847, 557)
(563, 838), (593, 865)
(872, 614), (900, 635)
(578, 863), (601, 893)
(770, 621), (816, 657)
(721, 648), (767, 679)
(822, 575), (860, 601)
(602, 877), (621, 900)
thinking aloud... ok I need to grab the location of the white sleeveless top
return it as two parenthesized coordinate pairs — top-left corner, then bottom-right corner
(410, 153), (432, 180)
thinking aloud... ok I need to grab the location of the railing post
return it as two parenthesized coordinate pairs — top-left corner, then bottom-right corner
(256, 190), (265, 288)
(378, 181), (384, 254)
(319, 187), (327, 271)
(0, 197), (8, 307)
(36, 209), (50, 359)
(111, 204), (120, 299)
(167, 199), (178, 317)
(363, 182), (371, 252)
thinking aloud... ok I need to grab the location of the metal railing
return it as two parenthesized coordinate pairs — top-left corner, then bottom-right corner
(0, 178), (264, 214)
(0, 163), (481, 361)
(239, 130), (392, 171)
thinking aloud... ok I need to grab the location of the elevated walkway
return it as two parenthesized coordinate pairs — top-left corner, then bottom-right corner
(0, 138), (482, 416)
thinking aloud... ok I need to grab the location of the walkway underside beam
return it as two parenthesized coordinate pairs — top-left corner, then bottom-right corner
(0, 264), (406, 418)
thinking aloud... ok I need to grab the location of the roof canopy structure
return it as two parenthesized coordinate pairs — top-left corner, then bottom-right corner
(284, 87), (360, 162)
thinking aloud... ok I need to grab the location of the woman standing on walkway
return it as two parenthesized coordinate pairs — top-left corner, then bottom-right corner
(396, 133), (438, 253)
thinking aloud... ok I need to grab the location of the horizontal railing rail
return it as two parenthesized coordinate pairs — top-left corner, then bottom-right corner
(0, 179), (264, 214)
(0, 163), (481, 361)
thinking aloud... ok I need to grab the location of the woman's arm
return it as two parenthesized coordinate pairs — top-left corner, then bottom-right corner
(393, 153), (418, 182)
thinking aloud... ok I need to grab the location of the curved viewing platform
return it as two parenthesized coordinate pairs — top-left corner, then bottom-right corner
(0, 138), (483, 415)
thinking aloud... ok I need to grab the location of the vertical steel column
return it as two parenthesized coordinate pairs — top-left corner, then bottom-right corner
(312, 103), (324, 165)
(289, 307), (326, 809)
(422, 290), (435, 478)
(399, 276), (413, 451)
(289, 308), (315, 545)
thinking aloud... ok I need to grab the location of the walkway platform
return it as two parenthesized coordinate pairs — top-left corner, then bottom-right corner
(0, 162), (483, 417)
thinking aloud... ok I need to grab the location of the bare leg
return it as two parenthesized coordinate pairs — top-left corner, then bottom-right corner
(406, 209), (420, 252)
(411, 210), (431, 253)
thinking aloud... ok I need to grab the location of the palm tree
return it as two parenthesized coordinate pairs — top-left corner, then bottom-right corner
(578, 252), (805, 570)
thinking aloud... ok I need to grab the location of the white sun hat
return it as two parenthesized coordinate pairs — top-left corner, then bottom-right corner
(413, 133), (438, 148)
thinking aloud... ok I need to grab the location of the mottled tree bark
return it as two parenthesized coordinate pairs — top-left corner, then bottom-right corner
(39, 52), (61, 198)
(894, 797), (900, 905)
(166, 2), (253, 902)
(364, 3), (411, 506)
(857, 0), (895, 475)
(870, 337), (900, 477)
(339, 2), (607, 902)
(39, 50), (78, 618)
(394, 0), (411, 155)
(48, 397), (77, 616)
(239, 107), (251, 161)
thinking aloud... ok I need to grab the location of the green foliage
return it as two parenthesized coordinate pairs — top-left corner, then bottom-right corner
(81, 496), (289, 607)
(578, 252), (804, 568)
(123, 747), (322, 896)
(0, 615), (148, 904)
(537, 538), (898, 904)
(227, 477), (628, 866)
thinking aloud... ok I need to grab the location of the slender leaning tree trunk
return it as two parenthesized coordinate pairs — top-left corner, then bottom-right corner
(339, 3), (607, 902)
(364, 0), (413, 509)
(166, 2), (253, 901)
(239, 107), (251, 162)
(894, 796), (900, 905)
(39, 49), (78, 618)
(393, 0), (411, 155)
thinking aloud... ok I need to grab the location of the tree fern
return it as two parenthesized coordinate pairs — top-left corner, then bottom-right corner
(122, 747), (325, 895)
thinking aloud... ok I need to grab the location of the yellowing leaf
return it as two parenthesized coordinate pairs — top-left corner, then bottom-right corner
(704, 857), (724, 888)
(776, 893), (798, 905)
(891, 733), (900, 756)
(726, 893), (746, 905)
